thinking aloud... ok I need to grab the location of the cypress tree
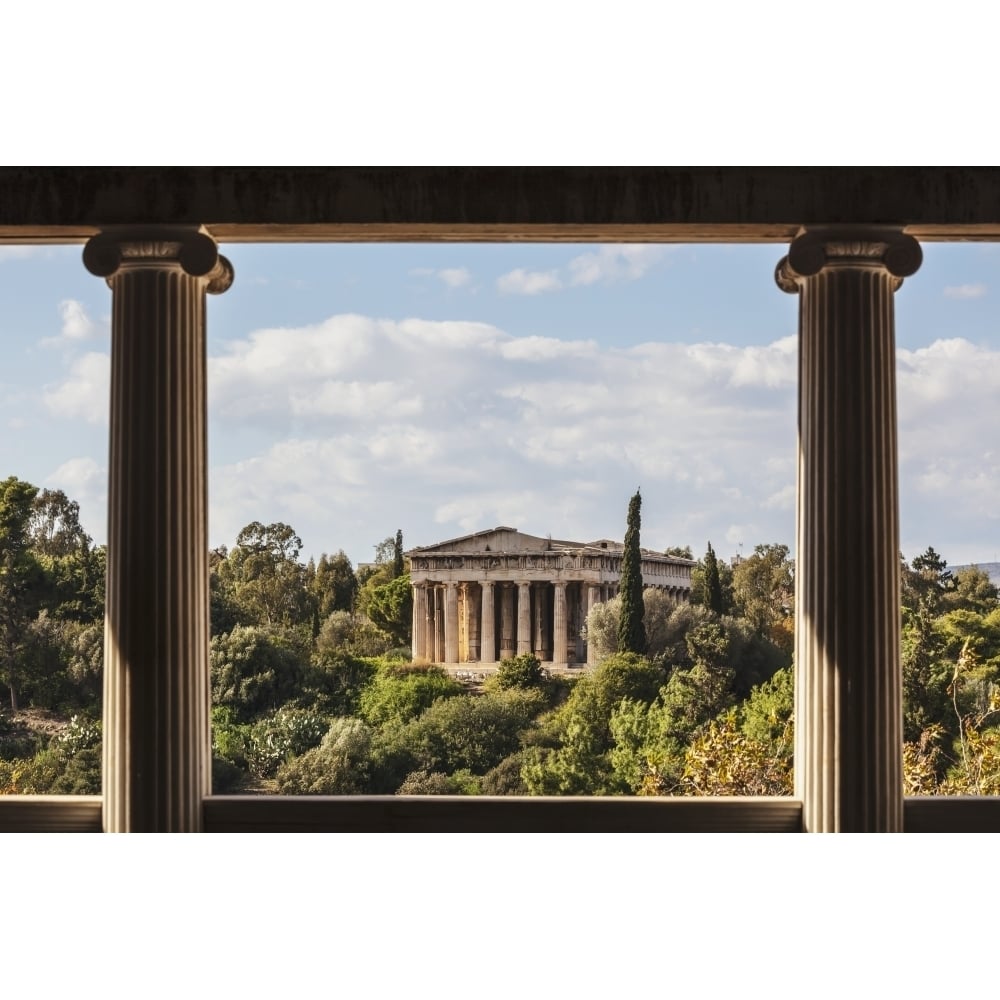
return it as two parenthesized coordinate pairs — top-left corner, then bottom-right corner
(704, 541), (724, 614)
(392, 529), (404, 579)
(617, 490), (646, 654)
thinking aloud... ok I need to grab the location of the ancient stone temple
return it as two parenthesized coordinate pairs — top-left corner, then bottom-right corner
(407, 527), (693, 667)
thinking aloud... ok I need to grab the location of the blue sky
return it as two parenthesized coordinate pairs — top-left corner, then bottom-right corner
(1, 240), (998, 570)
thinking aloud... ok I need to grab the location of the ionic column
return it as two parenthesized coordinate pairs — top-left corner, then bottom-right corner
(500, 585), (516, 659)
(85, 227), (233, 833)
(517, 582), (532, 654)
(444, 582), (459, 664)
(412, 583), (427, 660)
(777, 227), (921, 833)
(480, 581), (496, 664)
(552, 582), (568, 665)
(587, 585), (600, 667)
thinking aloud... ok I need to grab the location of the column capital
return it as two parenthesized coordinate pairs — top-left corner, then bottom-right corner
(776, 226), (921, 293)
(83, 226), (234, 294)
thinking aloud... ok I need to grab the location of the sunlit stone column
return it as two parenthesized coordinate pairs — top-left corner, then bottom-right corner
(412, 583), (427, 660)
(480, 581), (496, 664)
(777, 227), (921, 833)
(500, 585), (516, 659)
(586, 585), (600, 667)
(424, 586), (436, 662)
(552, 582), (568, 666)
(444, 582), (459, 664)
(534, 584), (551, 660)
(85, 227), (232, 833)
(434, 587), (445, 663)
(517, 582), (532, 655)
(466, 584), (480, 662)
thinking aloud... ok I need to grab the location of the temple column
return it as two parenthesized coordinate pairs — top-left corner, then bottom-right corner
(480, 581), (496, 664)
(517, 582), (532, 654)
(500, 584), (516, 659)
(424, 585), (436, 662)
(434, 587), (445, 663)
(777, 227), (921, 833)
(412, 583), (427, 660)
(466, 584), (480, 662)
(534, 583), (551, 660)
(444, 582), (459, 664)
(587, 585), (600, 667)
(552, 582), (568, 666)
(84, 227), (232, 833)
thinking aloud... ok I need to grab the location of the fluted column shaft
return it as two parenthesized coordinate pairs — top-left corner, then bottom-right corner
(466, 584), (480, 662)
(552, 582), (568, 665)
(480, 581), (496, 664)
(412, 584), (427, 660)
(534, 584), (550, 659)
(778, 228), (921, 833)
(444, 583), (459, 664)
(517, 582), (532, 655)
(433, 586), (445, 663)
(85, 228), (232, 833)
(587, 585), (599, 666)
(500, 585), (516, 659)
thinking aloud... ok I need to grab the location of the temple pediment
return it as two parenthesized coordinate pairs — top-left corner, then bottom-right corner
(410, 526), (563, 556)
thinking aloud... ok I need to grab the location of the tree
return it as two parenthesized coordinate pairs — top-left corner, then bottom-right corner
(617, 490), (646, 654)
(216, 521), (311, 628)
(392, 529), (405, 579)
(209, 625), (307, 722)
(309, 550), (358, 619)
(28, 489), (90, 558)
(703, 541), (724, 615)
(364, 572), (413, 649)
(584, 588), (678, 665)
(0, 476), (41, 709)
(732, 543), (794, 638)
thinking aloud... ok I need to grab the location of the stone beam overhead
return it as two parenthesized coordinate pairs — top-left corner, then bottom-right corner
(2, 167), (1000, 242)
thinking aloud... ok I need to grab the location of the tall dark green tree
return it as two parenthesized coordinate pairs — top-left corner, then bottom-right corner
(704, 541), (724, 615)
(617, 490), (646, 654)
(392, 529), (404, 579)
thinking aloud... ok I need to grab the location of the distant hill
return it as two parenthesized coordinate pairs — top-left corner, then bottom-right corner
(953, 562), (1000, 586)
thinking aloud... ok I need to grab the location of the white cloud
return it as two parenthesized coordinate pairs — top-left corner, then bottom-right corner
(205, 313), (800, 559)
(0, 246), (41, 261)
(567, 245), (665, 286)
(944, 283), (987, 299)
(496, 268), (562, 295)
(42, 352), (109, 424)
(41, 299), (103, 349)
(200, 313), (1000, 567)
(438, 267), (471, 288)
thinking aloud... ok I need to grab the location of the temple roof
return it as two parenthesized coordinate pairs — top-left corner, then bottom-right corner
(407, 526), (693, 564)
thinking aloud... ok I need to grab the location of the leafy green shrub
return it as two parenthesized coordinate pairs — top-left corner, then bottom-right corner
(54, 715), (102, 756)
(275, 718), (373, 794)
(211, 706), (250, 769)
(212, 754), (244, 794)
(388, 688), (548, 778)
(481, 750), (533, 795)
(396, 768), (481, 795)
(210, 625), (308, 722)
(300, 651), (377, 717)
(491, 654), (544, 691)
(357, 663), (463, 728)
(244, 707), (328, 778)
(0, 712), (40, 761)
